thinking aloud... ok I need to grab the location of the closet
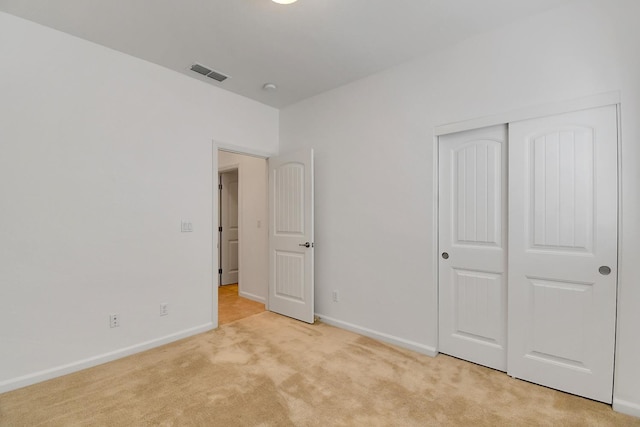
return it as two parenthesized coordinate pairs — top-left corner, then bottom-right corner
(438, 105), (618, 403)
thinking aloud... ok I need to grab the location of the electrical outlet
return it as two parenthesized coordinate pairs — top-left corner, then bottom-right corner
(160, 303), (169, 316)
(332, 290), (339, 302)
(109, 313), (120, 328)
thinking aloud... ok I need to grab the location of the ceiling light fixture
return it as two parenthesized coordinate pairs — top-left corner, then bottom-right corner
(272, 0), (298, 4)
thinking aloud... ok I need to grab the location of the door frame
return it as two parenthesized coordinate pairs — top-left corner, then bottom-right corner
(432, 91), (622, 395)
(212, 142), (275, 328)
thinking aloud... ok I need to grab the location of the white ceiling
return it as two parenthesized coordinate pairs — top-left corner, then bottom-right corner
(0, 0), (574, 108)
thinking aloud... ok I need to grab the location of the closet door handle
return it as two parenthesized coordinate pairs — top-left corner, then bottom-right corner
(442, 252), (449, 259)
(599, 266), (611, 275)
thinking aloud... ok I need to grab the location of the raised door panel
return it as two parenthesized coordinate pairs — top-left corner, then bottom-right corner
(527, 277), (594, 369)
(452, 269), (504, 346)
(530, 129), (593, 252)
(454, 141), (502, 246)
(274, 163), (305, 236)
(274, 251), (305, 301)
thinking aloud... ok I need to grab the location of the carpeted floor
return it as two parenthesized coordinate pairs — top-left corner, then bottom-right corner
(0, 311), (638, 426)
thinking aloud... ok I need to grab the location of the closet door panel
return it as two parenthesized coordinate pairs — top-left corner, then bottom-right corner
(508, 105), (618, 403)
(439, 125), (508, 371)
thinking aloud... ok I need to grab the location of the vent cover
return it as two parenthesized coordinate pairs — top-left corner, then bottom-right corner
(190, 63), (229, 82)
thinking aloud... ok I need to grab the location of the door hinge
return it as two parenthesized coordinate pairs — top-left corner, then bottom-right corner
(219, 184), (223, 190)
(218, 268), (222, 275)
(219, 226), (222, 232)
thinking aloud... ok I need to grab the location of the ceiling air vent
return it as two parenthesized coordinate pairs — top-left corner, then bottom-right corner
(190, 63), (229, 82)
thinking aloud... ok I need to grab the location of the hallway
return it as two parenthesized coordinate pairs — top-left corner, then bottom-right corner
(218, 284), (265, 325)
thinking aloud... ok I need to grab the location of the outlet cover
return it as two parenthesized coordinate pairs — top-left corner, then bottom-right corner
(109, 313), (120, 328)
(160, 303), (169, 316)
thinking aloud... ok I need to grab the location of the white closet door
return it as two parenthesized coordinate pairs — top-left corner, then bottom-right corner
(508, 105), (618, 403)
(439, 125), (508, 371)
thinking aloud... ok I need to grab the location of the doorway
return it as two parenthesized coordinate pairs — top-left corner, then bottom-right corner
(217, 150), (268, 325)
(214, 147), (316, 325)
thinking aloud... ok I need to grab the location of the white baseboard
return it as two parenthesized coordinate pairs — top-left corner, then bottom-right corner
(239, 291), (266, 304)
(316, 313), (437, 357)
(613, 397), (640, 418)
(0, 322), (214, 394)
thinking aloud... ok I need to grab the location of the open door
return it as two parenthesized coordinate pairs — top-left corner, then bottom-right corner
(268, 149), (314, 323)
(219, 170), (239, 286)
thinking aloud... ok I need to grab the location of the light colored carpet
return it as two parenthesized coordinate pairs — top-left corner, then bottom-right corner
(0, 311), (638, 426)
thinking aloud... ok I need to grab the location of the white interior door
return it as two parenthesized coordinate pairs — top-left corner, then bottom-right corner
(439, 125), (508, 371)
(508, 105), (618, 403)
(268, 149), (314, 323)
(220, 170), (239, 285)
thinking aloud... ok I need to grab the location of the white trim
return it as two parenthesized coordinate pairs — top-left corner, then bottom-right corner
(613, 398), (640, 418)
(0, 322), (214, 394)
(316, 314), (438, 357)
(435, 91), (620, 136)
(219, 164), (239, 173)
(211, 146), (219, 327)
(239, 291), (266, 304)
(613, 103), (624, 409)
(432, 134), (440, 353)
(217, 142), (274, 159)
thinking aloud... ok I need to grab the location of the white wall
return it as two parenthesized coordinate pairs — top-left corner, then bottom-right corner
(280, 0), (640, 416)
(0, 12), (278, 392)
(218, 151), (268, 302)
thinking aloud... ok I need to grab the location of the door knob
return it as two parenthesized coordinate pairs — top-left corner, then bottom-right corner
(599, 266), (611, 275)
(442, 252), (449, 259)
(299, 242), (311, 248)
